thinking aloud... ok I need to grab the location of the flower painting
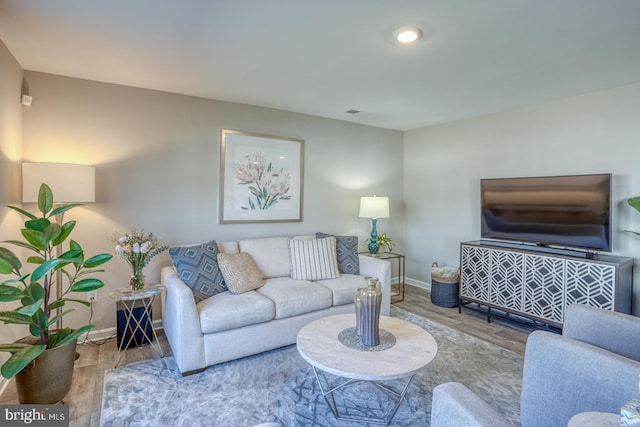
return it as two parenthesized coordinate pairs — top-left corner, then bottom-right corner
(220, 130), (303, 223)
(234, 152), (292, 210)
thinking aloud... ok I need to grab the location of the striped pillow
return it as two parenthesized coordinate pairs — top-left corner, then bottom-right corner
(289, 237), (340, 281)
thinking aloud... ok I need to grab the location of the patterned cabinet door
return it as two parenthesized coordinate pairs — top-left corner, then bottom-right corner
(522, 254), (565, 323)
(565, 260), (616, 311)
(489, 249), (525, 312)
(460, 245), (490, 302)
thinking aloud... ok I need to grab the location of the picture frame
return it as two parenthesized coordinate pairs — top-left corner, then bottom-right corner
(220, 129), (304, 223)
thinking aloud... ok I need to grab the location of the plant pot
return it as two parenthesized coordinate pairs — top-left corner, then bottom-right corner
(15, 336), (77, 404)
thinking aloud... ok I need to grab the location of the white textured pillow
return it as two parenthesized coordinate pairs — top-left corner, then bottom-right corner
(217, 253), (265, 294)
(289, 237), (340, 281)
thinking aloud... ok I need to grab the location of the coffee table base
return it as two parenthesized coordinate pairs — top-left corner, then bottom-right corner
(311, 366), (414, 426)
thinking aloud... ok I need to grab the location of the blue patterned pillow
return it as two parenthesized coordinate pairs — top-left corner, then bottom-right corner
(169, 240), (227, 302)
(316, 233), (360, 275)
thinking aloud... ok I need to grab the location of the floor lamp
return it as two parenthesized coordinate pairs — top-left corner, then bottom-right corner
(22, 162), (96, 329)
(359, 195), (390, 255)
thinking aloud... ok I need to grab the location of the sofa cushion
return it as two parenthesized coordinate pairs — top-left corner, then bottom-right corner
(197, 290), (275, 334)
(316, 232), (360, 274)
(169, 240), (227, 303)
(217, 253), (265, 294)
(256, 277), (333, 319)
(239, 237), (291, 278)
(289, 236), (340, 281)
(316, 274), (368, 307)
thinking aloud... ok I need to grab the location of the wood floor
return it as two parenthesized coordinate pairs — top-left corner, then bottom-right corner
(0, 285), (532, 426)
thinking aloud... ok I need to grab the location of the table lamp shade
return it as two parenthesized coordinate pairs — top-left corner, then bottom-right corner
(359, 196), (390, 219)
(22, 162), (95, 203)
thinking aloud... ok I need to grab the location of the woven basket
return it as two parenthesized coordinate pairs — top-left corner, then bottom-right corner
(431, 262), (460, 308)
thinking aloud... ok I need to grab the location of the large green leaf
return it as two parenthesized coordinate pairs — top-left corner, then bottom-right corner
(70, 278), (104, 292)
(6, 205), (37, 220)
(18, 299), (44, 316)
(51, 221), (76, 247)
(50, 204), (82, 217)
(0, 247), (22, 272)
(44, 223), (62, 244)
(0, 311), (34, 325)
(0, 344), (46, 379)
(37, 183), (53, 215)
(629, 197), (640, 213)
(0, 258), (12, 275)
(26, 255), (45, 265)
(0, 285), (24, 302)
(84, 253), (112, 268)
(20, 229), (46, 251)
(3, 240), (39, 254)
(46, 309), (74, 330)
(25, 218), (51, 233)
(52, 324), (94, 348)
(30, 258), (64, 283)
(22, 283), (45, 306)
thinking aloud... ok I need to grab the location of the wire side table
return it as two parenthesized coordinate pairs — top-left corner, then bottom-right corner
(109, 284), (165, 367)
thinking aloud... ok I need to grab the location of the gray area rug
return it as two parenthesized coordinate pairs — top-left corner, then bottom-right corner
(100, 307), (523, 426)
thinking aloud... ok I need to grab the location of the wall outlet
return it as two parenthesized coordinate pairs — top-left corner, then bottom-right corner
(88, 291), (98, 303)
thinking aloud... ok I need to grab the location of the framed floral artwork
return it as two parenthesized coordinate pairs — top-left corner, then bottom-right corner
(220, 129), (304, 223)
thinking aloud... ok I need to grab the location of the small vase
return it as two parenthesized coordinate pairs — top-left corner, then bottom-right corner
(130, 269), (145, 291)
(361, 277), (382, 346)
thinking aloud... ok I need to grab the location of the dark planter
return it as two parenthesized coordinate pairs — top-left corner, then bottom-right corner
(15, 336), (77, 404)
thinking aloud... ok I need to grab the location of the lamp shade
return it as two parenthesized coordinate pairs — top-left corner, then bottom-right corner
(22, 162), (95, 203)
(359, 196), (390, 219)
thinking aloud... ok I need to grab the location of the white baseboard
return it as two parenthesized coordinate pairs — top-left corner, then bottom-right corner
(404, 277), (431, 291)
(79, 319), (164, 345)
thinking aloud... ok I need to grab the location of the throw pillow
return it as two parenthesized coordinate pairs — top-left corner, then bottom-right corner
(169, 241), (227, 303)
(290, 236), (340, 281)
(217, 253), (265, 294)
(316, 232), (360, 274)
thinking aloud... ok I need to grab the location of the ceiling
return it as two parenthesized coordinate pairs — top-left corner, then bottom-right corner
(1, 1), (640, 131)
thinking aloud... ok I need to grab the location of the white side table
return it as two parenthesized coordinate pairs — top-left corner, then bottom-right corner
(109, 284), (165, 367)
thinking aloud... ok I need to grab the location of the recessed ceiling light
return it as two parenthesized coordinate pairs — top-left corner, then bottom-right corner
(394, 27), (423, 43)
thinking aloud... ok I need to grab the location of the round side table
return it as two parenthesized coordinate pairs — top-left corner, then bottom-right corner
(109, 284), (165, 367)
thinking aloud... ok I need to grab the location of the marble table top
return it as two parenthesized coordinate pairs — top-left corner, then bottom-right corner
(297, 314), (437, 381)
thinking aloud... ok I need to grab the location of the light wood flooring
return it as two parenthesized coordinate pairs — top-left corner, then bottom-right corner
(0, 285), (532, 426)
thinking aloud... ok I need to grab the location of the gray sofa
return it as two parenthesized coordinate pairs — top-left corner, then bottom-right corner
(161, 236), (391, 375)
(431, 304), (640, 427)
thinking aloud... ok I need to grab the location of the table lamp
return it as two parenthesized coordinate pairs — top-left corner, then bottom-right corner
(22, 162), (96, 328)
(359, 195), (390, 255)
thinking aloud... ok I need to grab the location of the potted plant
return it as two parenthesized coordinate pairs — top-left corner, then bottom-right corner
(0, 183), (112, 403)
(376, 233), (393, 253)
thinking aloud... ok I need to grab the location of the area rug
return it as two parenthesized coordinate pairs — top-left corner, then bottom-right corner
(100, 307), (523, 426)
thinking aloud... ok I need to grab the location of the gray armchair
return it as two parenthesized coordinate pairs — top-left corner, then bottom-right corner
(431, 304), (640, 427)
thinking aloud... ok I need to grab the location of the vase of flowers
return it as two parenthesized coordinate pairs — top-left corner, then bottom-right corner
(111, 230), (168, 291)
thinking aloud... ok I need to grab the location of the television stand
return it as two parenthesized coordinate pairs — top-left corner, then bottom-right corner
(460, 241), (633, 327)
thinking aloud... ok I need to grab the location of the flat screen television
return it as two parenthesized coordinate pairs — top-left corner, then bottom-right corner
(480, 174), (612, 252)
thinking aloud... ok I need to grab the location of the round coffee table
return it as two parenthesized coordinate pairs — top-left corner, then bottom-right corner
(297, 314), (437, 425)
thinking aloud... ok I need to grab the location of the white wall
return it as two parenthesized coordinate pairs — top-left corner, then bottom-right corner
(404, 82), (640, 311)
(20, 71), (404, 331)
(0, 39), (24, 376)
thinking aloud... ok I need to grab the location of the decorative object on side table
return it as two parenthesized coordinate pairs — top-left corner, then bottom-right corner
(628, 197), (640, 235)
(111, 230), (168, 290)
(376, 232), (393, 253)
(357, 276), (382, 346)
(0, 183), (112, 403)
(359, 195), (390, 255)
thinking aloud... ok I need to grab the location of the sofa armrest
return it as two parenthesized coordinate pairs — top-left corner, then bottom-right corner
(359, 254), (392, 315)
(521, 330), (640, 427)
(161, 266), (206, 374)
(563, 303), (640, 361)
(431, 382), (511, 427)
